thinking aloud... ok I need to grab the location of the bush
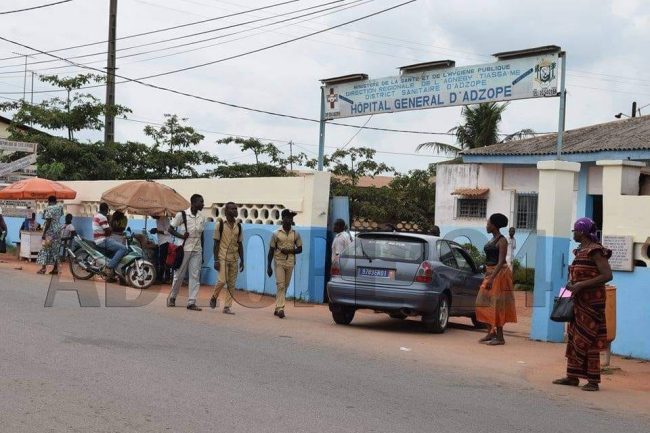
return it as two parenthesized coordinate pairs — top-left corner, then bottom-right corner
(513, 266), (535, 290)
(462, 243), (485, 267)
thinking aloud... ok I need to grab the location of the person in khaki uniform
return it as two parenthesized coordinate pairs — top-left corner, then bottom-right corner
(210, 202), (244, 315)
(267, 209), (302, 319)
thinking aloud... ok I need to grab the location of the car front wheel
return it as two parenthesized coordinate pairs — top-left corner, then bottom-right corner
(423, 293), (449, 334)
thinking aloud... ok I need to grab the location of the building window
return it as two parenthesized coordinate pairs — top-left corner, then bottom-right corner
(515, 193), (538, 230)
(456, 198), (487, 219)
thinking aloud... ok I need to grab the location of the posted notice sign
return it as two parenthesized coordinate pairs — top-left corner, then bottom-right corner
(324, 53), (559, 120)
(602, 235), (634, 272)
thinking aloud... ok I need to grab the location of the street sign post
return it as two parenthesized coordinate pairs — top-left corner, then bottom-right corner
(0, 139), (38, 153)
(0, 153), (37, 177)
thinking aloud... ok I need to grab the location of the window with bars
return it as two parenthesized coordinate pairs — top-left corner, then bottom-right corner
(515, 193), (538, 230)
(456, 199), (487, 219)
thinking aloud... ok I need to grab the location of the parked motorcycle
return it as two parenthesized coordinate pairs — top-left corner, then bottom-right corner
(66, 230), (156, 289)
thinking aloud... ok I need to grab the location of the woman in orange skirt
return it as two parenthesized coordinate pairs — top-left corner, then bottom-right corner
(475, 213), (517, 345)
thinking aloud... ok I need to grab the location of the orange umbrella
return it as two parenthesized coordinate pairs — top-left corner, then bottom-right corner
(0, 177), (77, 200)
(101, 180), (189, 217)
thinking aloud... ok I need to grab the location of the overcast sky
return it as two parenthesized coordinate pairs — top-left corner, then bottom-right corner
(0, 0), (648, 173)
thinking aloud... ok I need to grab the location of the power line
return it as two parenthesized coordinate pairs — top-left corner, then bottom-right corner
(118, 116), (453, 158)
(0, 0), (72, 15)
(0, 0), (302, 61)
(0, 0), (365, 74)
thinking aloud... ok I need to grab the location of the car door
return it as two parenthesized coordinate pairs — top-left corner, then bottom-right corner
(435, 241), (466, 314)
(449, 243), (482, 313)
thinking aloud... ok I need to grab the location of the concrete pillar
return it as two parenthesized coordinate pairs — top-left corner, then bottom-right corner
(530, 160), (581, 342)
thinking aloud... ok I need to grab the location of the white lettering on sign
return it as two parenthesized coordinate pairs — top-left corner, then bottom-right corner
(0, 154), (37, 177)
(0, 139), (37, 153)
(324, 54), (559, 119)
(0, 199), (36, 218)
(602, 235), (634, 272)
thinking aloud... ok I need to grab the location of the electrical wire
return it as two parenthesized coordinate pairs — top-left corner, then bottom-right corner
(0, 0), (302, 61)
(0, 0), (72, 15)
(0, 0), (366, 74)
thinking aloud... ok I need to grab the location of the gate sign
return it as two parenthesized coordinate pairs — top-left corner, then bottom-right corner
(324, 53), (559, 120)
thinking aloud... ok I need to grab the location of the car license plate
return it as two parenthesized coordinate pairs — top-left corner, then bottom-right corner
(357, 267), (394, 279)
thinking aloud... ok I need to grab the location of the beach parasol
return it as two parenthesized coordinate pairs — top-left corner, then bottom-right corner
(100, 180), (189, 217)
(0, 177), (77, 200)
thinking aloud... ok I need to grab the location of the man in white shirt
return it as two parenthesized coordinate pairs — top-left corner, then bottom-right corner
(331, 219), (352, 263)
(93, 203), (127, 275)
(167, 194), (206, 311)
(506, 226), (517, 269)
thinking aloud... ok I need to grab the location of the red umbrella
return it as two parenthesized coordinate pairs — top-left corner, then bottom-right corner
(0, 177), (77, 200)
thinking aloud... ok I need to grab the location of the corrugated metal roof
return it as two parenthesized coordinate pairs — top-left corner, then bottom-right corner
(462, 115), (650, 156)
(451, 187), (490, 197)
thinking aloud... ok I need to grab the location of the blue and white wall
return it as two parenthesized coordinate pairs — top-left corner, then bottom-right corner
(5, 173), (332, 303)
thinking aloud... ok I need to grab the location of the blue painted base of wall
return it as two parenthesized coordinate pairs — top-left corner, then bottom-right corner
(530, 235), (569, 342)
(4, 216), (329, 304)
(611, 268), (650, 360)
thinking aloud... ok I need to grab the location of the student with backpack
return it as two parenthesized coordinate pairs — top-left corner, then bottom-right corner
(210, 202), (244, 314)
(167, 194), (207, 311)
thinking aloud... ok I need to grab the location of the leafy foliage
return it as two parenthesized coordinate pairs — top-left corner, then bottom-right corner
(209, 136), (308, 178)
(0, 75), (218, 180)
(416, 102), (534, 156)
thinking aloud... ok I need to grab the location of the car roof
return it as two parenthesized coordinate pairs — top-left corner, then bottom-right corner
(356, 231), (442, 242)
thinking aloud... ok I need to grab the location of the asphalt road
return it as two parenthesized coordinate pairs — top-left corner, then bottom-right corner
(1, 268), (649, 433)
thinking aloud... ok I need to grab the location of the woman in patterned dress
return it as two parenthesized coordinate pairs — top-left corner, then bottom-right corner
(553, 217), (612, 391)
(37, 196), (64, 275)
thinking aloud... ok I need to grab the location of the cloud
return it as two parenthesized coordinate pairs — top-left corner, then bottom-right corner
(0, 0), (648, 174)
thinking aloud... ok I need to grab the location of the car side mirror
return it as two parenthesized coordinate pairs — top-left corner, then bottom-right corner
(477, 264), (486, 274)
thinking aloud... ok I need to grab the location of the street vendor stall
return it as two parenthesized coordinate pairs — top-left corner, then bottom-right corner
(0, 177), (76, 260)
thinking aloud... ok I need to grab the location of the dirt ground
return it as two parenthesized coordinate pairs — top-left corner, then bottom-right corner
(3, 252), (649, 417)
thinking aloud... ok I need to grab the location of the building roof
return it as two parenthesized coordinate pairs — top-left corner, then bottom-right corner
(462, 115), (650, 157)
(451, 187), (489, 197)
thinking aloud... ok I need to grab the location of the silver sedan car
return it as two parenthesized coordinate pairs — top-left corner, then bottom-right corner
(327, 232), (485, 333)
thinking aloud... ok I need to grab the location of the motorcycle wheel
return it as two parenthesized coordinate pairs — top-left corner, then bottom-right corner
(126, 261), (156, 289)
(69, 250), (95, 280)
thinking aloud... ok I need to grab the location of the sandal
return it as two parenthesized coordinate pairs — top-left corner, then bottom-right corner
(582, 383), (599, 392)
(552, 377), (579, 387)
(49, 269), (59, 275)
(479, 333), (496, 343)
(37, 269), (46, 274)
(486, 338), (505, 346)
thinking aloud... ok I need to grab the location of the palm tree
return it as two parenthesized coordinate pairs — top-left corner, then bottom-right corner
(417, 102), (534, 155)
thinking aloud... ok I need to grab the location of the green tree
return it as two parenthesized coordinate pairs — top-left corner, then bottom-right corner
(417, 102), (534, 155)
(1, 74), (130, 141)
(307, 147), (395, 186)
(143, 114), (220, 178)
(210, 137), (308, 178)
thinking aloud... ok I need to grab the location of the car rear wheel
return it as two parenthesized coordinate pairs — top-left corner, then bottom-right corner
(423, 293), (449, 334)
(331, 305), (355, 325)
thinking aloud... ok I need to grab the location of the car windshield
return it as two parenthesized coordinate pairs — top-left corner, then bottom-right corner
(343, 235), (426, 263)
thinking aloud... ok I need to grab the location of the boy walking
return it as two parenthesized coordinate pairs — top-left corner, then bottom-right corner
(267, 209), (302, 319)
(210, 202), (244, 314)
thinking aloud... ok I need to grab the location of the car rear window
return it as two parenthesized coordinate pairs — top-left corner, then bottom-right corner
(343, 235), (426, 263)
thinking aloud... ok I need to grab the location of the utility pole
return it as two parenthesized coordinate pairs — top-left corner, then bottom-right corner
(11, 52), (34, 101)
(289, 141), (294, 172)
(30, 71), (35, 105)
(104, 0), (118, 145)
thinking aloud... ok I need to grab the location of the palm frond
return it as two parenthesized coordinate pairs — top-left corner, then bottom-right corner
(415, 141), (463, 155)
(499, 128), (537, 143)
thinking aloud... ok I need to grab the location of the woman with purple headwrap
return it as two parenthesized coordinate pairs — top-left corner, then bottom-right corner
(553, 217), (613, 391)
